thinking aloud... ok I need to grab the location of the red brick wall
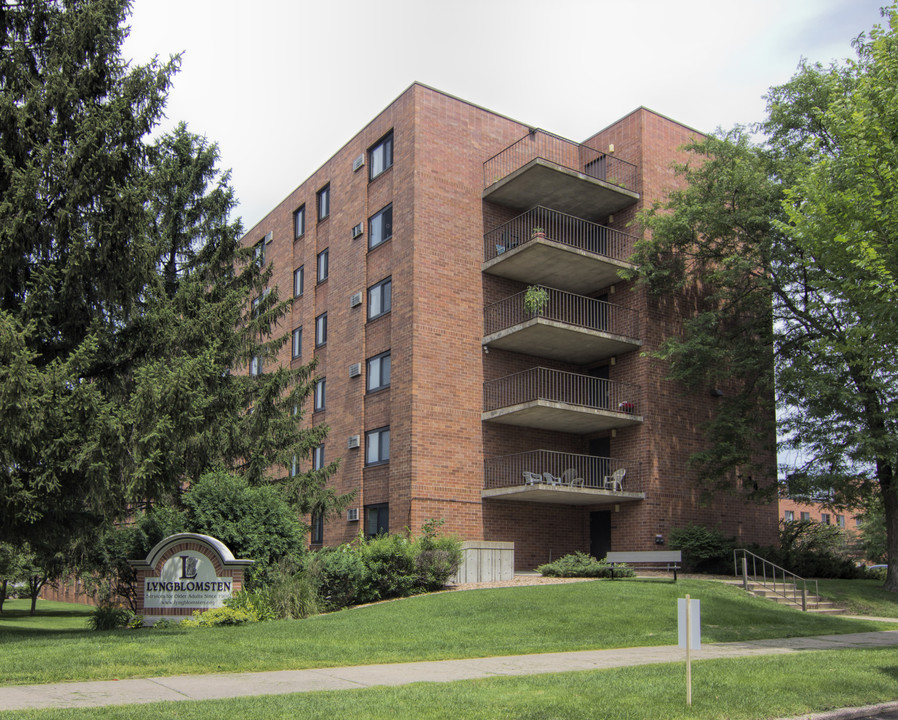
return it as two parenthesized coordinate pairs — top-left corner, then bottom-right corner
(240, 87), (779, 568)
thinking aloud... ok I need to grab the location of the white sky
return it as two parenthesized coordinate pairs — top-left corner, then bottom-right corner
(123, 0), (884, 233)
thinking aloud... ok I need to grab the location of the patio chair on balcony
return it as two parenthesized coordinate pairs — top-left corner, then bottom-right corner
(560, 468), (585, 487)
(523, 471), (543, 485)
(603, 468), (626, 492)
(543, 471), (562, 486)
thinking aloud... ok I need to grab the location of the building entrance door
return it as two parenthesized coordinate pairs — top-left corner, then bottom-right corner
(590, 510), (611, 560)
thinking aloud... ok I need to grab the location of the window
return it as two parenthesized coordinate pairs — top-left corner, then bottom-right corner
(368, 204), (393, 250)
(836, 514), (845, 528)
(369, 131), (393, 180)
(293, 205), (305, 238)
(783, 510), (794, 522)
(314, 378), (326, 411)
(312, 444), (325, 470)
(292, 327), (302, 359)
(800, 511), (810, 521)
(368, 277), (392, 320)
(855, 517), (862, 528)
(254, 232), (271, 266)
(367, 351), (391, 392)
(365, 427), (390, 466)
(317, 248), (329, 283)
(315, 312), (327, 346)
(317, 184), (330, 221)
(249, 356), (263, 376)
(291, 455), (297, 477)
(310, 512), (323, 544)
(821, 513), (830, 525)
(293, 266), (304, 297)
(365, 503), (389, 537)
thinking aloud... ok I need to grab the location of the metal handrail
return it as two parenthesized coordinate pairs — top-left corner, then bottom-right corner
(484, 449), (641, 492)
(483, 206), (638, 264)
(733, 548), (819, 611)
(483, 286), (640, 340)
(484, 130), (638, 193)
(484, 366), (642, 415)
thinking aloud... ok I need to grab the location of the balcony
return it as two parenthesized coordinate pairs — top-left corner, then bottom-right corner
(483, 131), (638, 220)
(483, 367), (643, 434)
(483, 207), (638, 294)
(483, 287), (641, 363)
(483, 450), (644, 506)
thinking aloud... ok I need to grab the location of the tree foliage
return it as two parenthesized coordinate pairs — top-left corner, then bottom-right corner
(0, 0), (346, 587)
(628, 7), (898, 591)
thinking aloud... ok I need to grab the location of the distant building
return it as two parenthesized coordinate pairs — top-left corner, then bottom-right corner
(242, 82), (779, 569)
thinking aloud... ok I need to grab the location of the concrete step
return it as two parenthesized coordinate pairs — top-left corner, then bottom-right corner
(725, 580), (844, 614)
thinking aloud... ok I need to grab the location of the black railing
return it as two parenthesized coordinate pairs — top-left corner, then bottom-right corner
(484, 286), (640, 340)
(484, 206), (638, 263)
(484, 367), (641, 416)
(484, 450), (640, 492)
(484, 130), (638, 193)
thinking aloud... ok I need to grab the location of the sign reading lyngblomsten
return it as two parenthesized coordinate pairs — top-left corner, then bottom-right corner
(143, 550), (232, 609)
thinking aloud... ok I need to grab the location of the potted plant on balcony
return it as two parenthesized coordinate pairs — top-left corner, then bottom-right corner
(524, 285), (549, 316)
(530, 226), (546, 241)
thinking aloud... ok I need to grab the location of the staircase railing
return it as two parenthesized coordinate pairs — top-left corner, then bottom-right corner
(733, 548), (819, 611)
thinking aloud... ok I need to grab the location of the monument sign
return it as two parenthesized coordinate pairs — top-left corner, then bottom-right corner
(129, 533), (253, 625)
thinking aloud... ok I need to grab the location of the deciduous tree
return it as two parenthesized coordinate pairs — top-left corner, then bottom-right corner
(629, 7), (898, 591)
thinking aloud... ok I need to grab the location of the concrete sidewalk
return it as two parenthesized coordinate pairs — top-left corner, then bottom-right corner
(1, 630), (897, 711)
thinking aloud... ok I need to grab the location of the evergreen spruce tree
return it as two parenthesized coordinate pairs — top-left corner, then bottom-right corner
(0, 0), (344, 582)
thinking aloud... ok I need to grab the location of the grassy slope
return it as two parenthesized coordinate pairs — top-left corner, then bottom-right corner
(817, 578), (898, 617)
(0, 579), (893, 686)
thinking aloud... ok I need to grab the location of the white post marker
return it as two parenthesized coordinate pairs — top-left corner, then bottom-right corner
(678, 594), (701, 706)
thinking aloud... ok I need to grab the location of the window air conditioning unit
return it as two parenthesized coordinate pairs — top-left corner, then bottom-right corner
(352, 154), (365, 172)
(349, 363), (361, 378)
(347, 508), (360, 522)
(351, 223), (363, 239)
(349, 291), (363, 307)
(347, 434), (360, 449)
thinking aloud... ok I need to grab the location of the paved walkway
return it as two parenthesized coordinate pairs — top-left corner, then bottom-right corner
(1, 630), (897, 712)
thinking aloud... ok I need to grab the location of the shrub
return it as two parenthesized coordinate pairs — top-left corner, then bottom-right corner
(152, 619), (175, 629)
(412, 521), (463, 591)
(537, 552), (632, 578)
(87, 605), (133, 631)
(310, 546), (370, 610)
(770, 519), (866, 579)
(669, 524), (735, 574)
(265, 564), (320, 619)
(225, 589), (277, 622)
(182, 471), (307, 590)
(180, 606), (255, 627)
(357, 533), (418, 600)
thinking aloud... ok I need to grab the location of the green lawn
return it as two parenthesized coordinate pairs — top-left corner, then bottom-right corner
(2, 648), (897, 720)
(817, 578), (898, 618)
(0, 579), (893, 686)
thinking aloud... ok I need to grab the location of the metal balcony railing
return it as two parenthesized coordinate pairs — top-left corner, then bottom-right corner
(484, 206), (638, 263)
(484, 287), (640, 340)
(484, 130), (638, 193)
(484, 450), (640, 492)
(484, 367), (641, 415)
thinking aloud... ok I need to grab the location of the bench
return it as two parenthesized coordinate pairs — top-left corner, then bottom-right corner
(605, 551), (682, 581)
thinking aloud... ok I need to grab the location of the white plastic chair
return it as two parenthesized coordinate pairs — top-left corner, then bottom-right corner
(603, 468), (626, 491)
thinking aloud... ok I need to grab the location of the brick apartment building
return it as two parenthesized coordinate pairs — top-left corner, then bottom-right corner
(243, 82), (779, 569)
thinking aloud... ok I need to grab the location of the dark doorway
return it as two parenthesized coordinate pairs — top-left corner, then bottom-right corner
(590, 510), (612, 560)
(587, 366), (610, 409)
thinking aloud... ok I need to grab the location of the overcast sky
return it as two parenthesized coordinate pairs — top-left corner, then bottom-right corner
(123, 0), (885, 232)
